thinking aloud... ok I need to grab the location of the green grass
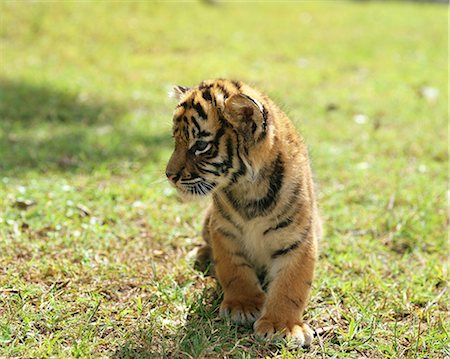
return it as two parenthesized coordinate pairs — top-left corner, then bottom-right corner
(0, 1), (448, 358)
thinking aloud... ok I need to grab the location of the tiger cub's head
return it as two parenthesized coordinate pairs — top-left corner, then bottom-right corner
(166, 79), (271, 198)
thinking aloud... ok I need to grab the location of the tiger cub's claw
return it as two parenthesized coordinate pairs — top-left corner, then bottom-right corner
(254, 318), (314, 347)
(219, 295), (265, 325)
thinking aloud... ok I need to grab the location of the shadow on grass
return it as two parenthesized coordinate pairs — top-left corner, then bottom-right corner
(113, 286), (295, 358)
(113, 287), (254, 358)
(0, 78), (172, 176)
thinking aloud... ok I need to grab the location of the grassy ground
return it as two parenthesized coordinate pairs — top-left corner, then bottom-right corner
(0, 1), (448, 358)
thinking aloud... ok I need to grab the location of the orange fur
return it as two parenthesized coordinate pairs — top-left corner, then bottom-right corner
(166, 79), (321, 346)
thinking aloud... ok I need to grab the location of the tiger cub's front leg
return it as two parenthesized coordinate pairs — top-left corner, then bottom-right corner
(210, 226), (266, 325)
(254, 238), (316, 346)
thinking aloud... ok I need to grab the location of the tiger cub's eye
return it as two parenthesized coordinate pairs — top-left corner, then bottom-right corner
(193, 141), (211, 155)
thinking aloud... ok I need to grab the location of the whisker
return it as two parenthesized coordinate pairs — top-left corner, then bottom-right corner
(179, 179), (216, 197)
(180, 179), (203, 185)
(204, 182), (214, 190)
(149, 177), (170, 186)
(200, 183), (208, 196)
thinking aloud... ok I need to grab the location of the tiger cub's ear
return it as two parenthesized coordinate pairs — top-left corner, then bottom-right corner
(168, 85), (191, 100)
(224, 94), (266, 143)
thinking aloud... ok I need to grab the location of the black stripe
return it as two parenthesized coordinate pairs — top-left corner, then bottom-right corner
(223, 189), (240, 215)
(224, 276), (238, 289)
(219, 137), (234, 174)
(253, 153), (284, 213)
(176, 101), (189, 109)
(267, 181), (301, 218)
(193, 101), (207, 119)
(231, 80), (242, 90)
(198, 130), (211, 138)
(257, 105), (269, 142)
(199, 83), (216, 105)
(213, 196), (243, 233)
(199, 167), (220, 176)
(271, 240), (301, 259)
(203, 147), (219, 160)
(190, 124), (196, 139)
(183, 126), (189, 140)
(262, 105), (268, 131)
(225, 152), (284, 219)
(226, 137), (233, 163)
(254, 158), (275, 185)
(278, 182), (301, 216)
(230, 133), (247, 183)
(230, 156), (246, 183)
(216, 227), (238, 241)
(183, 116), (190, 139)
(263, 217), (294, 235)
(285, 295), (302, 308)
(209, 162), (226, 170)
(216, 84), (230, 99)
(198, 81), (211, 90)
(202, 88), (212, 101)
(211, 126), (225, 148)
(191, 116), (201, 134)
(218, 113), (229, 128)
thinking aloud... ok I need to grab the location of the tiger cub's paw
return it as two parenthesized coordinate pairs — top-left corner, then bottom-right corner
(219, 294), (265, 325)
(254, 318), (314, 347)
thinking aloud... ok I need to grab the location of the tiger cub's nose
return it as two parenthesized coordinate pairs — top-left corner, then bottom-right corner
(166, 171), (180, 184)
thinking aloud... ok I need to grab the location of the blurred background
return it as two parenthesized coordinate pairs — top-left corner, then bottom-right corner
(0, 1), (448, 358)
(1, 1), (447, 176)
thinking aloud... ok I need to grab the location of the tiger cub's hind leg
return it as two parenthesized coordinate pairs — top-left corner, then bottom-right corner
(195, 244), (213, 274)
(194, 209), (213, 274)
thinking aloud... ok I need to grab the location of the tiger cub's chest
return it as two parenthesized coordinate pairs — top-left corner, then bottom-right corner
(237, 217), (297, 269)
(214, 181), (299, 268)
(238, 218), (274, 267)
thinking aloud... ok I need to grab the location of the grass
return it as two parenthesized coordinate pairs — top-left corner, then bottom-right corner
(0, 1), (448, 358)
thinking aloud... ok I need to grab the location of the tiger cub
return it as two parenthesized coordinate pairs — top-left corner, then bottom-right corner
(166, 79), (321, 346)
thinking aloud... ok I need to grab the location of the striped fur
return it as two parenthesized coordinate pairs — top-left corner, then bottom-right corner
(166, 79), (321, 346)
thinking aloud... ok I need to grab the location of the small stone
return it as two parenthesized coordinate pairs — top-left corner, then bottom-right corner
(353, 114), (368, 124)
